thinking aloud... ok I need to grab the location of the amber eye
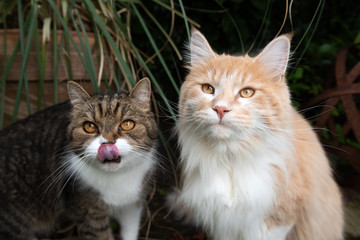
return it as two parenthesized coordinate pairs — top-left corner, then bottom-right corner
(201, 84), (215, 94)
(120, 120), (135, 131)
(83, 121), (98, 134)
(239, 88), (255, 98)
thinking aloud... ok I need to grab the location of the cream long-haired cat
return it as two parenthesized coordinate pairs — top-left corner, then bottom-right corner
(169, 29), (344, 240)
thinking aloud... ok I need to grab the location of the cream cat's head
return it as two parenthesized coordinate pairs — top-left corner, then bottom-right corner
(178, 30), (293, 147)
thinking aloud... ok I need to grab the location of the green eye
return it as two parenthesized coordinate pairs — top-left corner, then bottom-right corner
(202, 84), (215, 94)
(83, 121), (98, 134)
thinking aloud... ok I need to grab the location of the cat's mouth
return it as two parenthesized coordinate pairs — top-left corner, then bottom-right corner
(98, 144), (121, 164)
(103, 156), (121, 164)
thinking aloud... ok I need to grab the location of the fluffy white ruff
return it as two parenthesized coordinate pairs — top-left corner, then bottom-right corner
(172, 125), (293, 240)
(66, 137), (156, 207)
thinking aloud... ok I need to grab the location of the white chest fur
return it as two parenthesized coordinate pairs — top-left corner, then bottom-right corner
(67, 152), (155, 207)
(177, 134), (292, 240)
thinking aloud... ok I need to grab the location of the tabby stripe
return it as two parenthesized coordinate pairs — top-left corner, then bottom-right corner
(113, 102), (120, 114)
(6, 164), (35, 192)
(98, 103), (103, 116)
(12, 155), (38, 190)
(105, 104), (113, 117)
(38, 117), (61, 174)
(54, 120), (68, 145)
(121, 105), (130, 117)
(145, 125), (157, 140)
(46, 114), (62, 142)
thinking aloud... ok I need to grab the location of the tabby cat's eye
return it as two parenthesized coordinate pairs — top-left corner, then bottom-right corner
(239, 88), (255, 98)
(83, 121), (98, 134)
(120, 120), (135, 131)
(202, 84), (215, 94)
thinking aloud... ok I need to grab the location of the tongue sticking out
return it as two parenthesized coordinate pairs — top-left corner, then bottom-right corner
(98, 144), (120, 163)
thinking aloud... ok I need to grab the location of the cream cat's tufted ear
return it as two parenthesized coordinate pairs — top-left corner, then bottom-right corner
(189, 29), (216, 65)
(130, 77), (152, 108)
(67, 81), (91, 105)
(256, 35), (291, 76)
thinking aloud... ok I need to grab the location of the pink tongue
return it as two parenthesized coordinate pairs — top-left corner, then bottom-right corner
(98, 144), (119, 162)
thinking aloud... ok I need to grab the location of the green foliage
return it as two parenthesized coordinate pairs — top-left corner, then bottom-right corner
(1, 0), (360, 168)
(0, 0), (189, 128)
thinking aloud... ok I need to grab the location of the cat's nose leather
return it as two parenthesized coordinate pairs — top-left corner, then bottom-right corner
(212, 106), (230, 121)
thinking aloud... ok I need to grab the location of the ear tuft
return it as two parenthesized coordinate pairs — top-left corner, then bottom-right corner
(67, 81), (91, 105)
(130, 78), (152, 107)
(256, 35), (291, 76)
(188, 29), (216, 65)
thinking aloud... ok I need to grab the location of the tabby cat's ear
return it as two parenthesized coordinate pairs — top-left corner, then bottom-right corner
(256, 34), (291, 77)
(189, 29), (216, 65)
(67, 81), (91, 105)
(130, 78), (152, 108)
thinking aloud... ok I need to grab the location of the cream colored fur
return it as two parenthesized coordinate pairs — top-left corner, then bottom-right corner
(169, 29), (344, 240)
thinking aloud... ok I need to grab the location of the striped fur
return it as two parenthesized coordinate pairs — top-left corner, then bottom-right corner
(0, 78), (157, 240)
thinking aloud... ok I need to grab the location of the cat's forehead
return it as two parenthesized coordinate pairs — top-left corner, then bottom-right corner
(71, 91), (133, 120)
(92, 92), (128, 102)
(191, 54), (264, 87)
(91, 92), (134, 117)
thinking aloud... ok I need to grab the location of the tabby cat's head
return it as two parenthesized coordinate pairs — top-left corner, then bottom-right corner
(178, 29), (293, 145)
(67, 78), (157, 172)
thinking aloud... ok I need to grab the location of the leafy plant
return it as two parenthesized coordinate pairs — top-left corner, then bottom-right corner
(0, 0), (198, 128)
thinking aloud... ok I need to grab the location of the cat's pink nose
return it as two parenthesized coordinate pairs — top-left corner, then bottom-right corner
(213, 106), (230, 121)
(98, 143), (119, 162)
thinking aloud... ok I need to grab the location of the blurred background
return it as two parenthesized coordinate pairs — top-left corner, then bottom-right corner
(1, 0), (359, 239)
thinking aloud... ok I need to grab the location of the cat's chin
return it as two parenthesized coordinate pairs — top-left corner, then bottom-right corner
(87, 157), (123, 172)
(207, 123), (234, 140)
(98, 162), (122, 172)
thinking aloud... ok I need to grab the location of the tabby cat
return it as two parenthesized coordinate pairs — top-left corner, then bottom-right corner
(169, 29), (344, 240)
(0, 78), (158, 240)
